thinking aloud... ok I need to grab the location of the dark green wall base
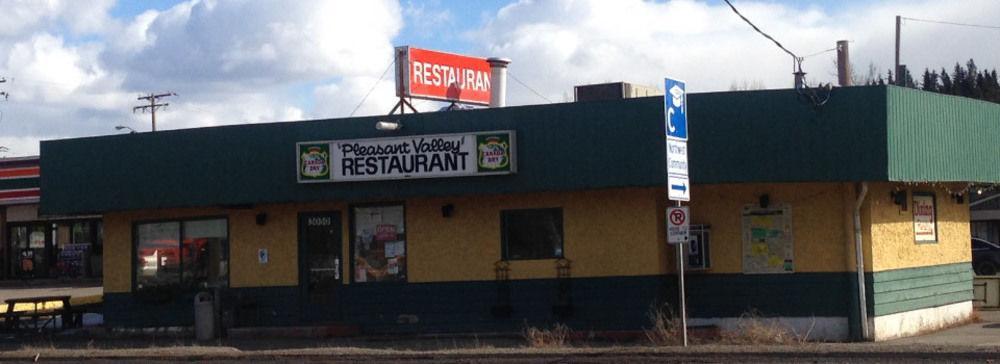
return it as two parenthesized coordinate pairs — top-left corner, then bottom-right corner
(104, 273), (853, 333)
(871, 262), (973, 317)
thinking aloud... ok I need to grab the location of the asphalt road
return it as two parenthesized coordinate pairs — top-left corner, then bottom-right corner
(4, 352), (999, 363)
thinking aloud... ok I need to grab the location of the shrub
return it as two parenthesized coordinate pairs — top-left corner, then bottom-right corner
(523, 323), (571, 348)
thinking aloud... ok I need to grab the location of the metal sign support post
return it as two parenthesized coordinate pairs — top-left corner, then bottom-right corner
(676, 201), (688, 347)
(664, 77), (690, 347)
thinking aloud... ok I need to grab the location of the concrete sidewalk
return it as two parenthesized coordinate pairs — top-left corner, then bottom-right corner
(888, 310), (1000, 346)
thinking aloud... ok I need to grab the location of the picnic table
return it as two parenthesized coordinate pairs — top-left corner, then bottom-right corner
(2, 295), (78, 332)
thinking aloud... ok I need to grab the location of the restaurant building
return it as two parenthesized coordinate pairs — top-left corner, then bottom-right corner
(39, 85), (999, 341)
(1, 156), (102, 281)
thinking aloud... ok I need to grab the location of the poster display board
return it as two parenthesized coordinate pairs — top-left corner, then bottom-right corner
(742, 204), (794, 274)
(912, 193), (937, 243)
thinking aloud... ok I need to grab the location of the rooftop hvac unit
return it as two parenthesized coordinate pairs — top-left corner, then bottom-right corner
(574, 82), (663, 102)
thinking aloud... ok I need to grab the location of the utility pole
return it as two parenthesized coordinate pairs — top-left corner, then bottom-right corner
(133, 92), (176, 131)
(895, 15), (902, 86)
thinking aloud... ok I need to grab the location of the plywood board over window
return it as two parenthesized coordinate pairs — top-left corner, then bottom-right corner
(742, 204), (793, 274)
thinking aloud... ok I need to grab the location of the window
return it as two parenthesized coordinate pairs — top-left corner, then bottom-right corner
(134, 218), (228, 295)
(352, 204), (406, 283)
(8, 224), (49, 278)
(501, 208), (564, 260)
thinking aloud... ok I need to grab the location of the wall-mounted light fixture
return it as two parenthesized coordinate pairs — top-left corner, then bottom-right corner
(758, 194), (770, 209)
(891, 190), (908, 211)
(255, 212), (268, 226)
(441, 204), (455, 218)
(375, 120), (402, 131)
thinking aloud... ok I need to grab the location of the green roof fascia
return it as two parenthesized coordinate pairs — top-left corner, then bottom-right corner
(40, 86), (933, 216)
(886, 86), (1000, 183)
(687, 86), (889, 184)
(40, 97), (668, 215)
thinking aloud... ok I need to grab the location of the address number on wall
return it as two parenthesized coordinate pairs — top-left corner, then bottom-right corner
(307, 217), (332, 226)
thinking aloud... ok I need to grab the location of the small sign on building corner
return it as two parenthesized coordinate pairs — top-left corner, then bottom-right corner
(258, 248), (269, 264)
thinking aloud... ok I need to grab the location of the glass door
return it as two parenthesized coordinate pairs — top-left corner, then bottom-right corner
(8, 224), (50, 278)
(298, 211), (343, 323)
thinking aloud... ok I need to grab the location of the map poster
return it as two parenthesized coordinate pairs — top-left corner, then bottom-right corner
(742, 204), (794, 274)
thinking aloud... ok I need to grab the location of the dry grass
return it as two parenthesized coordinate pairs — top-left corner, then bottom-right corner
(719, 310), (810, 345)
(645, 304), (683, 346)
(522, 323), (572, 348)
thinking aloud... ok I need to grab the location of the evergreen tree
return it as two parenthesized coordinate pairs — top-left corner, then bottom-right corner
(902, 67), (916, 88)
(966, 59), (980, 99)
(921, 69), (939, 92)
(940, 68), (953, 94)
(953, 62), (967, 96)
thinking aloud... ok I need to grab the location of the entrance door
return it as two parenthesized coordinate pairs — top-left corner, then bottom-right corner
(299, 211), (343, 323)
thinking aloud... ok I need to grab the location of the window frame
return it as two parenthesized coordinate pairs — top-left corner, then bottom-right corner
(131, 215), (229, 295)
(348, 202), (407, 284)
(500, 207), (565, 261)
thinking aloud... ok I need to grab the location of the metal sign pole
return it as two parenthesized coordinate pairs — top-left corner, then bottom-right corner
(664, 77), (689, 347)
(676, 202), (688, 347)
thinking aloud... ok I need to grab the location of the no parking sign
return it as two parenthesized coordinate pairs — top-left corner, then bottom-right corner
(667, 206), (690, 244)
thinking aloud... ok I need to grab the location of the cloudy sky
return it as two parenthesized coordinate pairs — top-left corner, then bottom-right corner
(0, 0), (998, 157)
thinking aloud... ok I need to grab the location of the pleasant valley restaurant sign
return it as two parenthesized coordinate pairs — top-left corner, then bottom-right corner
(297, 131), (516, 183)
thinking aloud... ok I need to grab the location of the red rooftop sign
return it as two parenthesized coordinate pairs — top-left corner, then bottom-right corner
(395, 46), (492, 106)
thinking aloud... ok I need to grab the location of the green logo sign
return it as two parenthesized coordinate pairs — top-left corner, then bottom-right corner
(299, 143), (330, 180)
(477, 133), (511, 173)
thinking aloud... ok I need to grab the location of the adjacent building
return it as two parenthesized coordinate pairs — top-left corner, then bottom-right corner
(1, 156), (103, 281)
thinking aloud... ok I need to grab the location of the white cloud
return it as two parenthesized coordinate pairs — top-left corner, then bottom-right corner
(108, 0), (402, 90)
(131, 93), (306, 131)
(0, 0), (405, 157)
(1, 0), (999, 160)
(313, 75), (399, 118)
(0, 0), (115, 37)
(4, 34), (105, 102)
(472, 0), (1000, 104)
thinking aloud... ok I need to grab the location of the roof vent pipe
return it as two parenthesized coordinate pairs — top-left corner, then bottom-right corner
(837, 40), (852, 86)
(487, 57), (511, 108)
(793, 69), (806, 90)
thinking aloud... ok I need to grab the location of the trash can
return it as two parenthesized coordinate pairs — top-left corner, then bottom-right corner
(194, 292), (215, 341)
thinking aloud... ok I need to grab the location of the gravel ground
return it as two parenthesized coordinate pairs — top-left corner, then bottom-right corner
(0, 342), (998, 363)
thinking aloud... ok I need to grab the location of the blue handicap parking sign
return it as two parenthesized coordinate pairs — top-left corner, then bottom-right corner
(664, 78), (687, 140)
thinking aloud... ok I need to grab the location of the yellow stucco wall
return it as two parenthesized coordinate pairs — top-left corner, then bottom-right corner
(103, 203), (349, 293)
(102, 187), (667, 291)
(407, 187), (666, 282)
(102, 182), (972, 294)
(868, 182), (971, 272)
(687, 182), (853, 273)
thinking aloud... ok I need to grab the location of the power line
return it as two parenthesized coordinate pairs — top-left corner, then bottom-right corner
(902, 16), (1000, 30)
(350, 58), (395, 117)
(508, 71), (552, 104)
(802, 47), (837, 59)
(722, 0), (799, 61)
(133, 92), (176, 131)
